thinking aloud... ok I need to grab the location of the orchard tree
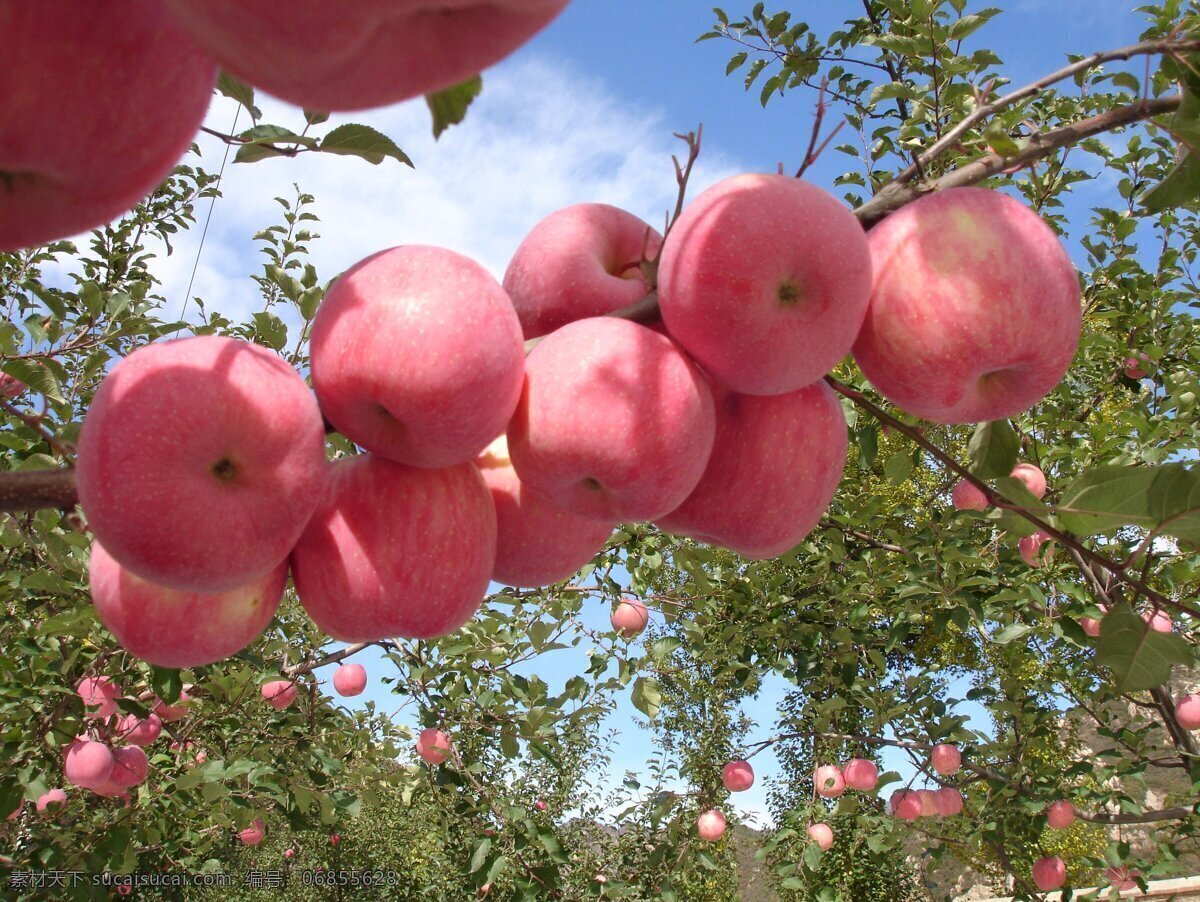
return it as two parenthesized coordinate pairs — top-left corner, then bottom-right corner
(3, 1), (1200, 900)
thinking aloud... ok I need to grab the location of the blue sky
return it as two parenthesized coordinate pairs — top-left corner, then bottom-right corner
(95, 0), (1159, 828)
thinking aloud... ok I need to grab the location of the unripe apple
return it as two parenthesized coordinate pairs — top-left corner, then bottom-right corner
(416, 728), (452, 766)
(36, 789), (67, 814)
(889, 789), (921, 820)
(930, 744), (961, 776)
(1010, 463), (1047, 499)
(813, 765), (846, 798)
(504, 203), (662, 339)
(951, 480), (989, 511)
(1018, 532), (1054, 568)
(509, 317), (715, 522)
(239, 818), (266, 846)
(291, 454), (495, 642)
(1144, 609), (1173, 633)
(110, 746), (148, 789)
(333, 663), (368, 698)
(658, 173), (873, 395)
(163, 1), (569, 112)
(843, 758), (879, 792)
(63, 739), (115, 789)
(90, 541), (287, 667)
(477, 435), (614, 588)
(262, 681), (298, 710)
(114, 713), (162, 748)
(310, 246), (524, 468)
(807, 822), (834, 850)
(721, 760), (754, 793)
(853, 187), (1081, 423)
(0, 1), (217, 252)
(610, 599), (649, 639)
(934, 787), (963, 817)
(154, 691), (193, 722)
(1176, 694), (1200, 730)
(77, 335), (327, 593)
(1105, 865), (1139, 891)
(655, 380), (847, 558)
(1045, 800), (1075, 829)
(76, 676), (120, 719)
(1032, 855), (1066, 892)
(1123, 352), (1150, 379)
(696, 808), (726, 842)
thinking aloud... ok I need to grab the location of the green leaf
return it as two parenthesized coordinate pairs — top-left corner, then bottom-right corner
(987, 476), (1051, 537)
(469, 838), (491, 873)
(1056, 465), (1157, 535)
(251, 312), (288, 351)
(967, 420), (1019, 479)
(1140, 150), (1200, 212)
(0, 359), (64, 403)
(883, 449), (914, 484)
(216, 72), (260, 121)
(993, 623), (1033, 645)
(1146, 463), (1200, 546)
(318, 124), (413, 166)
(946, 8), (1000, 41)
(484, 854), (508, 885)
(726, 51), (748, 75)
(1095, 603), (1193, 692)
(631, 676), (662, 719)
(425, 76), (483, 139)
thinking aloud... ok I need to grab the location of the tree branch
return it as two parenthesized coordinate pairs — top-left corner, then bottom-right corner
(0, 468), (77, 513)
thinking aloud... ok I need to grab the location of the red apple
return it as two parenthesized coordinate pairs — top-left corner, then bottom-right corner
(853, 187), (1081, 423)
(917, 789), (939, 817)
(0, 1), (217, 252)
(1045, 800), (1075, 829)
(1010, 463), (1047, 499)
(934, 787), (963, 817)
(1144, 609), (1173, 633)
(154, 691), (193, 722)
(1080, 604), (1107, 638)
(508, 317), (715, 522)
(63, 739), (115, 789)
(477, 435), (614, 588)
(655, 380), (846, 558)
(843, 758), (879, 792)
(1032, 855), (1066, 892)
(163, 1), (569, 112)
(114, 713), (162, 748)
(77, 335), (327, 593)
(1018, 532), (1054, 568)
(416, 728), (452, 766)
(696, 808), (726, 842)
(503, 203), (662, 339)
(261, 680), (298, 710)
(35, 789), (67, 814)
(658, 173), (872, 395)
(951, 480), (989, 511)
(239, 818), (266, 846)
(90, 541), (287, 667)
(310, 246), (524, 468)
(807, 822), (834, 850)
(889, 789), (921, 820)
(1123, 352), (1150, 379)
(291, 454), (495, 641)
(76, 676), (120, 719)
(332, 663), (368, 698)
(721, 760), (754, 793)
(0, 374), (26, 400)
(330, 833), (341, 845)
(610, 598), (649, 639)
(814, 765), (846, 798)
(284, 849), (296, 859)
(109, 746), (148, 789)
(1176, 694), (1200, 730)
(533, 800), (547, 812)
(930, 744), (961, 776)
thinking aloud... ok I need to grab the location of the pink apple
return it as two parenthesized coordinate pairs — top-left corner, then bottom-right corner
(90, 541), (287, 667)
(333, 663), (368, 697)
(930, 744), (961, 776)
(889, 789), (921, 820)
(262, 681), (298, 710)
(163, 1), (569, 112)
(63, 739), (115, 789)
(239, 818), (266, 846)
(917, 789), (939, 817)
(6, 802), (23, 821)
(1144, 609), (1173, 633)
(1123, 352), (1150, 379)
(36, 788), (67, 814)
(814, 765), (846, 798)
(1018, 532), (1054, 568)
(416, 728), (452, 766)
(284, 849), (296, 859)
(330, 833), (341, 845)
(853, 188), (1081, 423)
(1032, 855), (1066, 892)
(1176, 694), (1200, 730)
(504, 203), (662, 339)
(508, 317), (715, 522)
(951, 480), (989, 511)
(1010, 463), (1047, 499)
(154, 691), (193, 722)
(0, 374), (26, 400)
(807, 822), (834, 850)
(533, 800), (547, 812)
(696, 808), (727, 842)
(1105, 865), (1139, 891)
(77, 335), (327, 593)
(655, 380), (847, 558)
(114, 713), (162, 748)
(1081, 604), (1107, 638)
(76, 676), (121, 719)
(310, 246), (524, 468)
(610, 599), (649, 639)
(843, 758), (879, 792)
(194, 749), (208, 764)
(658, 173), (872, 395)
(109, 746), (148, 789)
(476, 436), (613, 588)
(0, 1), (217, 252)
(721, 760), (754, 793)
(292, 455), (495, 642)
(934, 787), (963, 817)
(1045, 800), (1075, 829)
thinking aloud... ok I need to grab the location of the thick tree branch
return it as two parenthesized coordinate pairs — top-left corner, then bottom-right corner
(1078, 805), (1196, 824)
(0, 469), (77, 513)
(283, 641), (387, 678)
